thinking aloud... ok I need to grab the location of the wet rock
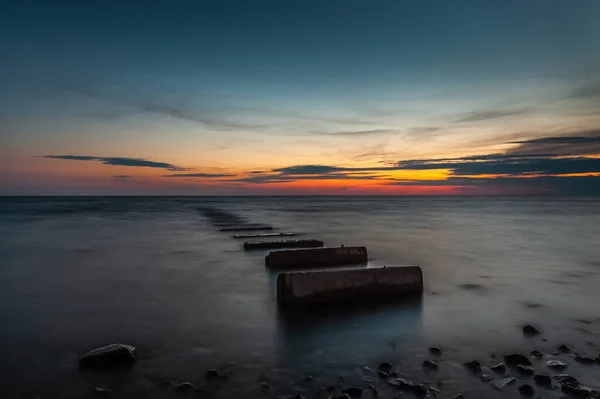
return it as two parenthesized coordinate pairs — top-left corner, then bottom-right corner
(324, 385), (337, 392)
(156, 380), (175, 386)
(342, 387), (363, 397)
(422, 360), (439, 370)
(530, 350), (543, 357)
(378, 362), (393, 374)
(362, 376), (377, 383)
(557, 344), (571, 353)
(561, 382), (600, 398)
(368, 384), (378, 397)
(206, 368), (220, 379)
(450, 396), (463, 399)
(504, 353), (532, 367)
(464, 360), (481, 372)
(79, 343), (137, 369)
(546, 360), (568, 370)
(518, 383), (535, 396)
(574, 355), (596, 365)
(331, 394), (351, 399)
(490, 362), (506, 373)
(393, 394), (404, 399)
(93, 387), (112, 395)
(533, 373), (551, 387)
(260, 382), (272, 391)
(363, 366), (371, 372)
(388, 378), (427, 396)
(429, 347), (442, 356)
(553, 374), (579, 384)
(293, 394), (305, 399)
(480, 374), (493, 382)
(523, 325), (541, 336)
(174, 382), (197, 392)
(493, 377), (516, 391)
(517, 365), (536, 376)
(302, 375), (314, 383)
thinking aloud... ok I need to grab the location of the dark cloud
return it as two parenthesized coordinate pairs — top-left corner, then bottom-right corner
(249, 170), (267, 174)
(506, 131), (600, 156)
(162, 172), (235, 178)
(408, 127), (441, 134)
(41, 155), (189, 171)
(111, 175), (133, 179)
(229, 173), (384, 184)
(272, 165), (347, 175)
(308, 129), (397, 137)
(569, 81), (600, 100)
(455, 108), (532, 123)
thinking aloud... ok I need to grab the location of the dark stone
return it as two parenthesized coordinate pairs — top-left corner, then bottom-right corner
(93, 387), (112, 395)
(174, 382), (197, 392)
(518, 384), (535, 396)
(156, 380), (174, 386)
(553, 374), (579, 384)
(206, 368), (220, 379)
(293, 394), (305, 399)
(533, 374), (551, 387)
(422, 360), (438, 370)
(450, 396), (463, 399)
(260, 382), (271, 391)
(493, 377), (516, 391)
(464, 360), (481, 372)
(490, 362), (506, 373)
(517, 365), (536, 376)
(378, 362), (393, 373)
(302, 375), (314, 383)
(574, 355), (596, 365)
(557, 344), (571, 353)
(79, 343), (137, 369)
(522, 325), (541, 336)
(331, 394), (351, 399)
(504, 353), (532, 367)
(388, 378), (427, 396)
(429, 347), (442, 356)
(342, 387), (363, 397)
(546, 360), (567, 370)
(368, 384), (378, 397)
(530, 350), (543, 357)
(480, 374), (493, 382)
(561, 382), (600, 398)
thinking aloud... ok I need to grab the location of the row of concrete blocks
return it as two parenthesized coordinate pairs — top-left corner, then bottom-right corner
(267, 246), (424, 309)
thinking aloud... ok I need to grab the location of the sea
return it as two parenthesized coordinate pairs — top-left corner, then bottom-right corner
(0, 196), (599, 399)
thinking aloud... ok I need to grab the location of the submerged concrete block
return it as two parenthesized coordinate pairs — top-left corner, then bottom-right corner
(265, 246), (367, 268)
(277, 266), (423, 309)
(233, 232), (298, 239)
(219, 226), (273, 232)
(244, 239), (323, 251)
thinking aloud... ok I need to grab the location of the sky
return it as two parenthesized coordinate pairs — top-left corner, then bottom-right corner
(1, 0), (600, 195)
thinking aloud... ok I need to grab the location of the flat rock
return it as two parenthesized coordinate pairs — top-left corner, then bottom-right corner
(574, 355), (596, 365)
(533, 374), (551, 387)
(490, 362), (506, 373)
(342, 387), (363, 397)
(429, 347), (442, 356)
(493, 377), (517, 391)
(464, 360), (481, 372)
(522, 325), (541, 336)
(504, 353), (532, 367)
(422, 360), (438, 370)
(517, 365), (536, 376)
(546, 360), (568, 370)
(79, 344), (137, 369)
(557, 344), (571, 353)
(553, 374), (579, 384)
(388, 378), (427, 396)
(518, 383), (535, 396)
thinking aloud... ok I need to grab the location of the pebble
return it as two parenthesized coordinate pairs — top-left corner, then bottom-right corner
(480, 374), (493, 382)
(504, 353), (532, 366)
(342, 386), (364, 397)
(429, 347), (442, 356)
(557, 344), (571, 353)
(422, 360), (439, 370)
(546, 360), (568, 370)
(490, 362), (506, 373)
(530, 350), (543, 357)
(518, 383), (535, 396)
(464, 360), (481, 372)
(517, 365), (536, 376)
(522, 325), (541, 336)
(93, 387), (112, 395)
(533, 373), (552, 387)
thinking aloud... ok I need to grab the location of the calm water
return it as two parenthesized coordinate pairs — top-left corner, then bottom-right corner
(1, 196), (599, 399)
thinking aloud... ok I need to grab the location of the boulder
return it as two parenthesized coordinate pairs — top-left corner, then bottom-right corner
(206, 368), (220, 379)
(574, 355), (596, 365)
(517, 365), (535, 376)
(530, 350), (543, 357)
(79, 344), (137, 369)
(533, 374), (551, 387)
(546, 360), (568, 370)
(522, 325), (541, 336)
(557, 344), (571, 353)
(518, 384), (535, 396)
(490, 362), (506, 373)
(464, 360), (481, 372)
(429, 347), (442, 356)
(561, 382), (600, 398)
(504, 353), (532, 367)
(378, 362), (393, 374)
(480, 374), (493, 382)
(422, 360), (438, 370)
(553, 374), (579, 385)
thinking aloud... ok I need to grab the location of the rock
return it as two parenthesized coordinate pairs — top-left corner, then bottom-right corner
(553, 374), (579, 384)
(293, 394), (305, 399)
(517, 365), (536, 376)
(557, 344), (571, 353)
(362, 376), (377, 383)
(546, 360), (568, 370)
(93, 387), (112, 395)
(331, 394), (352, 399)
(260, 382), (272, 391)
(79, 343), (137, 369)
(174, 382), (197, 392)
(429, 347), (442, 356)
(518, 383), (535, 396)
(530, 350), (543, 357)
(533, 374), (551, 387)
(422, 360), (438, 370)
(368, 384), (378, 397)
(388, 378), (427, 396)
(342, 387), (363, 397)
(363, 366), (371, 372)
(464, 360), (481, 372)
(450, 396), (463, 399)
(206, 368), (220, 379)
(574, 355), (596, 365)
(302, 375), (314, 383)
(522, 325), (541, 336)
(393, 394), (404, 399)
(480, 374), (493, 382)
(490, 362), (506, 373)
(561, 382), (600, 398)
(493, 377), (516, 391)
(504, 353), (532, 367)
(156, 380), (175, 386)
(378, 362), (393, 374)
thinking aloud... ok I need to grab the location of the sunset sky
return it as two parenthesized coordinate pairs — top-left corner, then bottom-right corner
(1, 0), (600, 195)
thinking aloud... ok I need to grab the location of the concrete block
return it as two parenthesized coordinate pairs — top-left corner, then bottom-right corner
(244, 239), (323, 251)
(265, 246), (367, 268)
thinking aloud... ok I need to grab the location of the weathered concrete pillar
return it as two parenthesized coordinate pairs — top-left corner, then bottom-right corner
(265, 246), (368, 268)
(277, 266), (423, 309)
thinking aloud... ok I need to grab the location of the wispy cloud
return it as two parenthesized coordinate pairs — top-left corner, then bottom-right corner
(40, 155), (190, 171)
(455, 108), (532, 123)
(111, 175), (133, 179)
(507, 130), (600, 156)
(162, 172), (235, 178)
(307, 129), (397, 137)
